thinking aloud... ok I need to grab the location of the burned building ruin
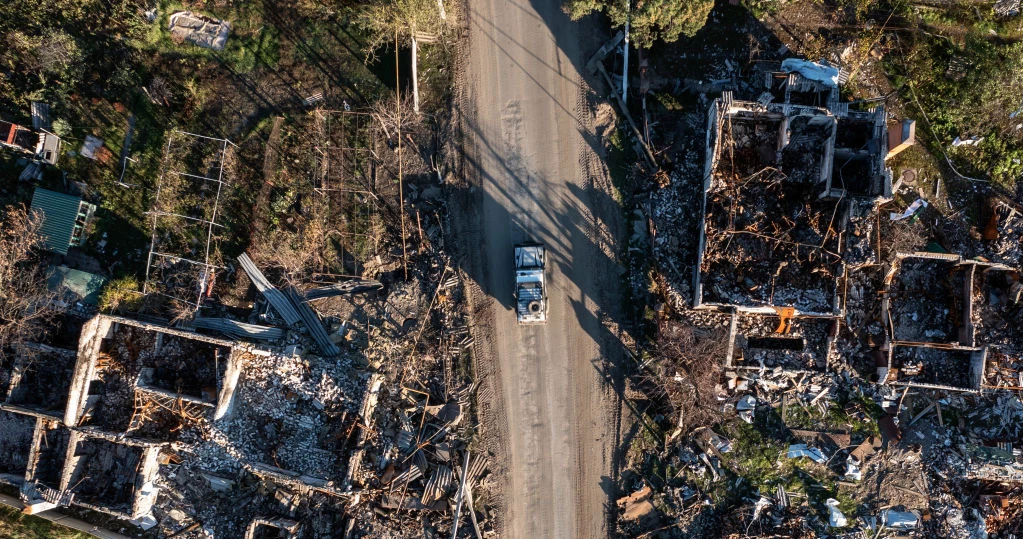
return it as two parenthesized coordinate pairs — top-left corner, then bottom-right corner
(696, 61), (893, 376)
(880, 253), (1021, 392)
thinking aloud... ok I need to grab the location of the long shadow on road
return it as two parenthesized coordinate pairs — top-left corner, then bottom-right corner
(445, 36), (630, 537)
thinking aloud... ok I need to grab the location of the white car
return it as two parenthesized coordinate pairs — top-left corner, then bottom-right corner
(514, 242), (547, 324)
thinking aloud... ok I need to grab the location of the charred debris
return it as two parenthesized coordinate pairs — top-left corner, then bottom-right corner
(0, 112), (491, 539)
(631, 56), (1023, 538)
(0, 264), (489, 539)
(0, 261), (490, 539)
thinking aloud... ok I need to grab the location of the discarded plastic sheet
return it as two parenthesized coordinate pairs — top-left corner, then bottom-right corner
(881, 508), (921, 529)
(786, 444), (827, 464)
(890, 198), (928, 221)
(752, 496), (772, 521)
(952, 135), (983, 147)
(736, 395), (757, 423)
(826, 498), (848, 527)
(130, 514), (158, 530)
(844, 457), (862, 481)
(696, 427), (733, 455)
(80, 135), (104, 160)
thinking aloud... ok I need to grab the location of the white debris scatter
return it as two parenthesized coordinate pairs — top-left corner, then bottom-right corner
(168, 11), (231, 51)
(826, 498), (848, 527)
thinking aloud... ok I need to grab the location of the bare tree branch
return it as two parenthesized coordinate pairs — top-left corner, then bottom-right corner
(0, 205), (58, 362)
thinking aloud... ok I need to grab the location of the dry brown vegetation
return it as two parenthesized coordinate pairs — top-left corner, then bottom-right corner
(0, 205), (57, 360)
(653, 320), (727, 435)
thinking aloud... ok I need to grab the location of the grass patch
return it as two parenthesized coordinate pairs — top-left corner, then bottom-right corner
(0, 504), (94, 539)
(140, 1), (279, 74)
(607, 124), (639, 204)
(720, 420), (789, 494)
(232, 25), (280, 74)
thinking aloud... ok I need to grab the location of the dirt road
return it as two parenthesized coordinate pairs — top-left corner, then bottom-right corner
(458, 1), (622, 538)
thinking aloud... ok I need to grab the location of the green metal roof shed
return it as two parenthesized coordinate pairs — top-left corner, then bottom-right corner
(29, 188), (95, 255)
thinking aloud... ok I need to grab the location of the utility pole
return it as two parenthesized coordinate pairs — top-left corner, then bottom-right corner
(622, 0), (630, 101)
(411, 34), (420, 114)
(396, 30), (408, 280)
(450, 450), (471, 539)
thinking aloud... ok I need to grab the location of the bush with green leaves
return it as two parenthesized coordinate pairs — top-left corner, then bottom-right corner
(356, 0), (447, 54)
(563, 0), (714, 49)
(894, 29), (1023, 188)
(98, 275), (142, 314)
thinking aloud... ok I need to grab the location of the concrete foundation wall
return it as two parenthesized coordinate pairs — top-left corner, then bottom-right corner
(216, 350), (245, 420)
(67, 315), (244, 426)
(694, 101), (722, 308)
(885, 343), (985, 392)
(66, 316), (112, 426)
(60, 430), (161, 520)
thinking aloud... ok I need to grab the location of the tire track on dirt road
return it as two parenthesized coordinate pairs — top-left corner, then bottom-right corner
(453, 1), (625, 538)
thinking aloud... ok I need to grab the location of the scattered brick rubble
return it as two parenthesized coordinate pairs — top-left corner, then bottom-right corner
(636, 56), (1023, 537)
(0, 249), (492, 538)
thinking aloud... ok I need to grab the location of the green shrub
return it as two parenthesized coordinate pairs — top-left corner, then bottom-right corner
(98, 275), (142, 313)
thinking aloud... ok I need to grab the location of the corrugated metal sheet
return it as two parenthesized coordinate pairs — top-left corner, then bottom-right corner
(46, 265), (107, 305)
(193, 317), (284, 341)
(285, 287), (341, 358)
(237, 253), (302, 326)
(30, 102), (51, 131)
(421, 466), (452, 504)
(30, 188), (82, 255)
(304, 279), (382, 300)
(237, 253), (340, 357)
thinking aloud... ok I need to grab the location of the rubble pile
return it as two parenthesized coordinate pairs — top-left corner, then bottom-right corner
(730, 314), (834, 372)
(701, 168), (842, 313)
(0, 167), (490, 539)
(886, 258), (964, 344)
(978, 199), (1023, 267)
(0, 411), (35, 477)
(650, 111), (710, 305)
(141, 256), (493, 539)
(630, 46), (1023, 538)
(191, 349), (356, 478)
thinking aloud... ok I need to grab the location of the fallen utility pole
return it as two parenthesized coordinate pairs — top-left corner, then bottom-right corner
(586, 31), (656, 168)
(464, 480), (484, 539)
(622, 0), (630, 100)
(396, 30), (409, 280)
(412, 34), (420, 114)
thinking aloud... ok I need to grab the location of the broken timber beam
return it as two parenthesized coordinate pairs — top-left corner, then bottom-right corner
(909, 403), (935, 426)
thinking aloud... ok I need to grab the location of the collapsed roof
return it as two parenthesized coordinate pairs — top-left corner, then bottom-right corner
(695, 65), (893, 316)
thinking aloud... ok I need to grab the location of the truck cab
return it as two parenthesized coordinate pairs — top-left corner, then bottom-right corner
(514, 242), (547, 324)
